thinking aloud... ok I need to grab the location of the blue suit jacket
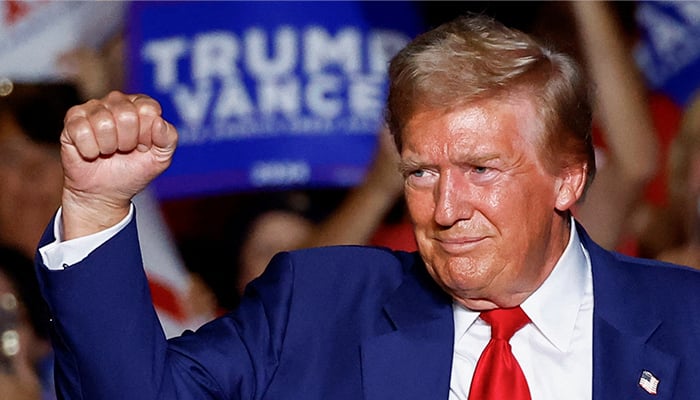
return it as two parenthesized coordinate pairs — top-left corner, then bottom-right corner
(36, 217), (700, 399)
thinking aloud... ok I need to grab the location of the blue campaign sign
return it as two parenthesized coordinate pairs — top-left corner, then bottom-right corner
(127, 1), (423, 199)
(635, 1), (700, 107)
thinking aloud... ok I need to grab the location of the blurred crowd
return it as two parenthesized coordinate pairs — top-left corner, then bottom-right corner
(1, 1), (700, 399)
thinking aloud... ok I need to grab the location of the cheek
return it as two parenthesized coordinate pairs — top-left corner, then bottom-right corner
(472, 183), (518, 219)
(405, 189), (435, 224)
(483, 181), (552, 231)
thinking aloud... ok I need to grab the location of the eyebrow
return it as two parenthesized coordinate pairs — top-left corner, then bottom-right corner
(398, 151), (502, 172)
(398, 158), (423, 175)
(465, 153), (501, 165)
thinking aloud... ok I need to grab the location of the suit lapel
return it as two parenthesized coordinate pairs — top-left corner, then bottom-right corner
(593, 316), (678, 399)
(580, 224), (680, 399)
(361, 258), (454, 400)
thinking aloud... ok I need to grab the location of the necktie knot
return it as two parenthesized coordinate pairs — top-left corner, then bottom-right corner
(480, 306), (530, 341)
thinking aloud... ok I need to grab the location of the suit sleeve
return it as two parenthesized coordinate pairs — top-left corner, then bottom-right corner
(35, 215), (294, 399)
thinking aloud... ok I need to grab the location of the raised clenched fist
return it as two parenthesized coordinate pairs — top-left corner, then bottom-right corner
(60, 91), (178, 239)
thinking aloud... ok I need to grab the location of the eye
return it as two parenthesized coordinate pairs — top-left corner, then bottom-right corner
(468, 164), (499, 184)
(404, 168), (438, 189)
(410, 169), (426, 178)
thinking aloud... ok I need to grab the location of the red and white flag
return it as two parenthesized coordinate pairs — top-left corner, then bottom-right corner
(135, 189), (200, 338)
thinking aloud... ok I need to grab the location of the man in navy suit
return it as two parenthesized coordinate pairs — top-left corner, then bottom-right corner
(36, 12), (700, 400)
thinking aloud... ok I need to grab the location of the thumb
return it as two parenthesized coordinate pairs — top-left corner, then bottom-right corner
(150, 118), (178, 162)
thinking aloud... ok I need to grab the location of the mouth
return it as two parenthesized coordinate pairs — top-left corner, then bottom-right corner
(435, 235), (487, 254)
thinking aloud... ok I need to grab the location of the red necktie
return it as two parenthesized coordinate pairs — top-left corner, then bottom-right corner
(468, 306), (531, 400)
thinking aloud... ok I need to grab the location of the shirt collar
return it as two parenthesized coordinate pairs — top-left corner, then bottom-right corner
(520, 217), (589, 352)
(453, 217), (590, 352)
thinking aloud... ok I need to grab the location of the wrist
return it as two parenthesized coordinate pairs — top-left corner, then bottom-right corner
(61, 190), (131, 240)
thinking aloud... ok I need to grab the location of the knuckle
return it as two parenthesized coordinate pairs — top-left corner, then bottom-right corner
(115, 110), (138, 126)
(95, 117), (116, 132)
(64, 114), (86, 133)
(105, 90), (126, 101)
(71, 121), (94, 141)
(64, 103), (89, 123)
(136, 98), (162, 116)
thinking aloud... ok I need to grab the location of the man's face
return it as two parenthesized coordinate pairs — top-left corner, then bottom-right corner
(401, 94), (581, 310)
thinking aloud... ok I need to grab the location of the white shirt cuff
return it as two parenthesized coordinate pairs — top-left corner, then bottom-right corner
(39, 204), (135, 270)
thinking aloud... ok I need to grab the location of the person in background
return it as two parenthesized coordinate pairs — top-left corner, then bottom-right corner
(0, 245), (54, 400)
(180, 192), (314, 319)
(234, 204), (314, 298)
(0, 84), (75, 259)
(34, 13), (700, 399)
(640, 91), (700, 268)
(566, 1), (659, 252)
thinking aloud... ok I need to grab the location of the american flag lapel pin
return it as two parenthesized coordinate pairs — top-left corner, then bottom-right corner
(639, 370), (659, 395)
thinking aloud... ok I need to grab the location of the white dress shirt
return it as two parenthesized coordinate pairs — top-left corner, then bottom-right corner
(449, 219), (594, 399)
(41, 210), (593, 399)
(40, 206), (134, 270)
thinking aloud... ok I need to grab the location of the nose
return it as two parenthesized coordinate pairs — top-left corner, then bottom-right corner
(433, 170), (473, 226)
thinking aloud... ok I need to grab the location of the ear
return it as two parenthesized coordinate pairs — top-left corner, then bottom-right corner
(554, 162), (587, 211)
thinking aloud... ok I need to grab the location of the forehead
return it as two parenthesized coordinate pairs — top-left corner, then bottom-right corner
(402, 95), (545, 158)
